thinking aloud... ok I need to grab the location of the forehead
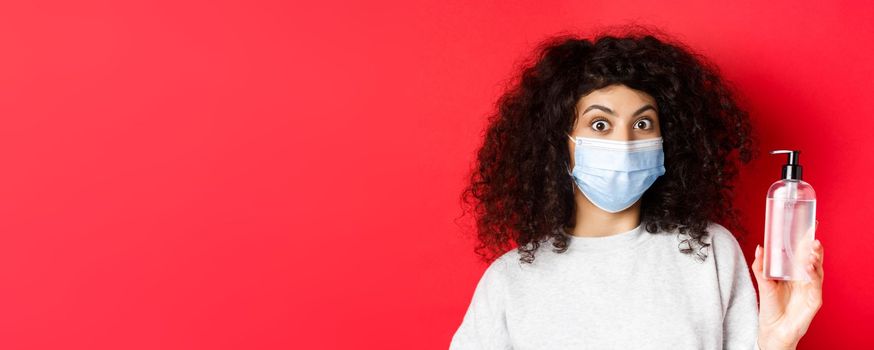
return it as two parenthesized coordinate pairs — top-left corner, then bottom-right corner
(576, 84), (657, 109)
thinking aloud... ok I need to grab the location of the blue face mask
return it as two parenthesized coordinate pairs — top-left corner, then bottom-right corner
(566, 134), (666, 213)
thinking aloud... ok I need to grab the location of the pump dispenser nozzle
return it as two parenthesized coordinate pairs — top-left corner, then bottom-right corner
(770, 149), (803, 181)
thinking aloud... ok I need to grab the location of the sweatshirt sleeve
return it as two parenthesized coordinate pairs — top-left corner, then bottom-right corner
(449, 255), (513, 350)
(709, 222), (760, 350)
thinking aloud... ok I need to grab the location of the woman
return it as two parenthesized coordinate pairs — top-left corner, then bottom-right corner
(451, 29), (824, 350)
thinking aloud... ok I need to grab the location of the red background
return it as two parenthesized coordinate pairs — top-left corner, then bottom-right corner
(1, 1), (872, 349)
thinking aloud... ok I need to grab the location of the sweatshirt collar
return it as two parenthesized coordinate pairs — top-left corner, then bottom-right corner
(559, 221), (651, 253)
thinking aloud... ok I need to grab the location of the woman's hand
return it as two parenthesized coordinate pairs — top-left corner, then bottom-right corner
(751, 220), (823, 350)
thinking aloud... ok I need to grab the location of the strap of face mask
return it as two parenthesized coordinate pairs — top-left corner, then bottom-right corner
(564, 160), (575, 193)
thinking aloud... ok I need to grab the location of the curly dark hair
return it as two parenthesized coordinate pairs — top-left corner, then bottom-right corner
(458, 25), (760, 265)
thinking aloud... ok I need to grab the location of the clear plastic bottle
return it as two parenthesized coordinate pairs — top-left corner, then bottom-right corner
(764, 150), (817, 281)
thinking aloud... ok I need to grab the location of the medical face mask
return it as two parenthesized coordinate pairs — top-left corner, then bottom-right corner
(566, 134), (666, 213)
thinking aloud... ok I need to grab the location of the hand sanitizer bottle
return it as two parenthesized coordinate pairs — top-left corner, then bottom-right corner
(764, 150), (817, 281)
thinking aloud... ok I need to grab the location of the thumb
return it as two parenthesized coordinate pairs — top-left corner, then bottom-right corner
(752, 244), (765, 282)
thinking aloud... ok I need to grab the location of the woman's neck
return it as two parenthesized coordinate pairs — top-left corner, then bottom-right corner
(565, 194), (642, 237)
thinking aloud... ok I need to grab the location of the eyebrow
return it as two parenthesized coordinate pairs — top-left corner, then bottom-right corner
(582, 104), (657, 117)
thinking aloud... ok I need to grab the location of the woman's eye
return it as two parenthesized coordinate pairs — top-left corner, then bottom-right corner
(634, 118), (653, 129)
(590, 120), (610, 132)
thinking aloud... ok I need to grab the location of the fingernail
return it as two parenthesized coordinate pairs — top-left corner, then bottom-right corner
(755, 245), (761, 256)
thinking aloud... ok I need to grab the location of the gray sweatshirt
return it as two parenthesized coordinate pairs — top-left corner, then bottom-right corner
(449, 221), (759, 350)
